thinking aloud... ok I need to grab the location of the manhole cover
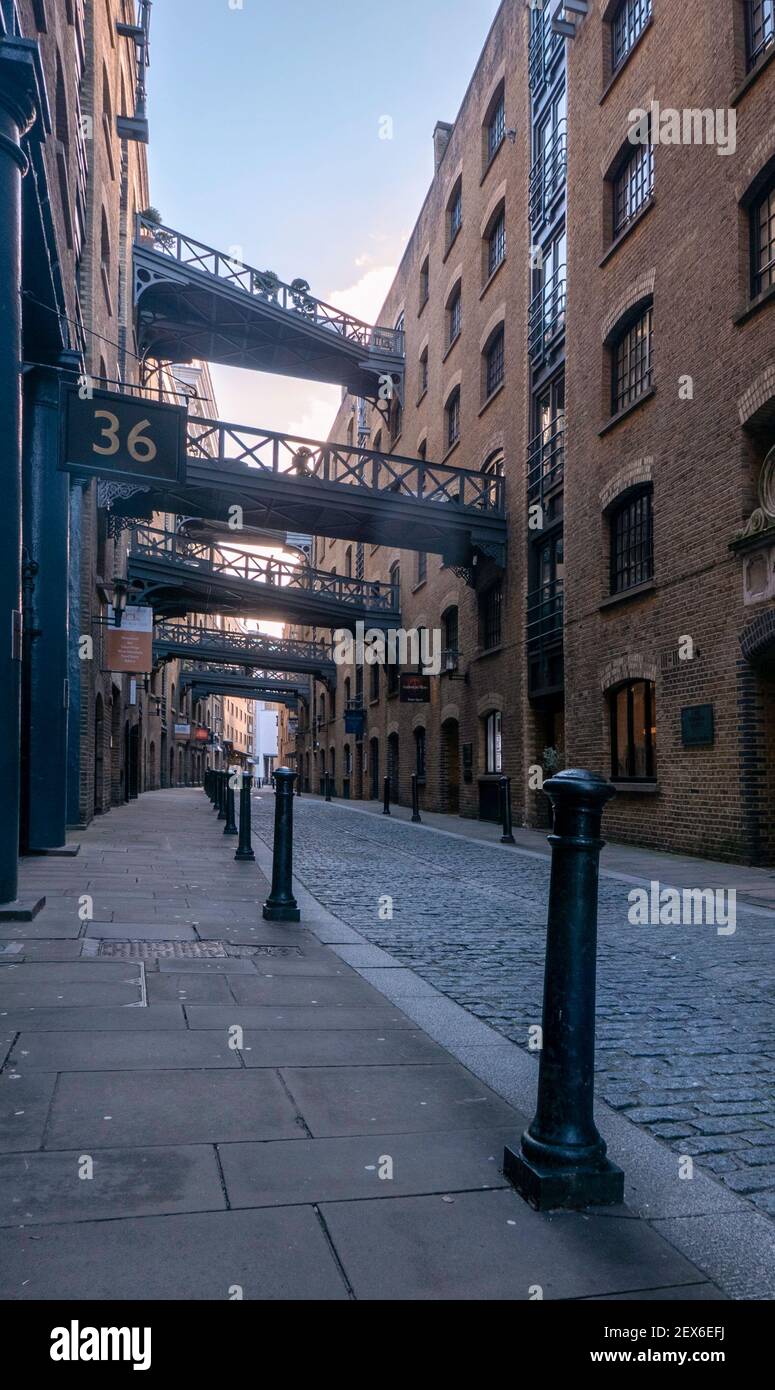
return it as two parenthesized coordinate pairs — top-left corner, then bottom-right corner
(227, 945), (304, 958)
(98, 941), (229, 959)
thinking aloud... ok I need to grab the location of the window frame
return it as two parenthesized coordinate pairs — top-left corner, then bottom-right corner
(485, 710), (502, 775)
(445, 386), (461, 451)
(611, 304), (653, 415)
(611, 0), (652, 74)
(479, 582), (502, 651)
(447, 177), (463, 249)
(751, 174), (775, 299)
(609, 678), (657, 782)
(484, 324), (505, 399)
(609, 486), (654, 595)
(486, 86), (506, 165)
(746, 0), (775, 71)
(612, 138), (654, 239)
(487, 205), (506, 279)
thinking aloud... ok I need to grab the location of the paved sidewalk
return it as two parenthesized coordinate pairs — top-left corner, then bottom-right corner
(0, 788), (760, 1300)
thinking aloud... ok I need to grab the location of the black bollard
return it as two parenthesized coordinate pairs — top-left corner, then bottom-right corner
(296, 773), (302, 797)
(503, 769), (622, 1210)
(411, 772), (421, 824)
(223, 772), (239, 836)
(235, 774), (255, 862)
(325, 772), (333, 802)
(217, 770), (227, 820)
(499, 776), (516, 845)
(263, 768), (301, 922)
(382, 774), (391, 816)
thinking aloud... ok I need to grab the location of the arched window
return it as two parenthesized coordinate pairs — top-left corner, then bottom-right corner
(483, 324), (505, 401)
(611, 303), (653, 415)
(609, 679), (656, 781)
(100, 208), (112, 307)
(610, 0), (652, 74)
(442, 607), (459, 671)
(446, 280), (462, 348)
(447, 176), (463, 249)
(609, 486), (654, 594)
(445, 386), (461, 451)
(55, 54), (69, 150)
(485, 202), (506, 281)
(484, 710), (502, 774)
(484, 82), (506, 168)
(419, 255), (430, 310)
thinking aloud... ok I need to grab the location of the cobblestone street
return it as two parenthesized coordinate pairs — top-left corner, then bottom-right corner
(253, 793), (775, 1217)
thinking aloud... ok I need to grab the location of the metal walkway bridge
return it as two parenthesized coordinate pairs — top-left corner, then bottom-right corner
(153, 622), (336, 685)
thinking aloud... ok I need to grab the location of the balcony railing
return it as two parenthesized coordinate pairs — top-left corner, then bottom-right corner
(136, 214), (405, 356)
(130, 527), (399, 612)
(527, 579), (564, 651)
(528, 266), (567, 365)
(529, 120), (567, 229)
(153, 621), (333, 664)
(528, 8), (564, 93)
(527, 418), (565, 501)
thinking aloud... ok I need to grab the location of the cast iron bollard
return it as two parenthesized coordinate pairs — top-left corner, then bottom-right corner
(411, 772), (421, 824)
(263, 768), (301, 922)
(223, 772), (239, 836)
(235, 774), (255, 862)
(499, 776), (516, 845)
(296, 774), (302, 797)
(217, 770), (227, 820)
(325, 772), (333, 802)
(503, 769), (623, 1210)
(383, 775), (391, 816)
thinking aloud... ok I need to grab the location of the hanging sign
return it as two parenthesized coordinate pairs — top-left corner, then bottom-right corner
(399, 673), (431, 704)
(59, 386), (187, 487)
(106, 605), (153, 673)
(344, 709), (366, 735)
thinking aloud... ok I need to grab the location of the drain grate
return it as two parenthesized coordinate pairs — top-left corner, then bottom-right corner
(227, 945), (305, 958)
(98, 941), (229, 959)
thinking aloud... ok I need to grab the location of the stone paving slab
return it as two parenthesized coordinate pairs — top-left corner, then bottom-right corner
(0, 1207), (348, 1300)
(0, 1073), (57, 1151)
(240, 1028), (450, 1068)
(146, 972), (236, 1003)
(184, 1004), (416, 1030)
(319, 1188), (713, 1301)
(228, 974), (394, 1007)
(0, 1005), (186, 1031)
(281, 1063), (518, 1137)
(0, 962), (141, 984)
(83, 923), (198, 941)
(0, 1146), (226, 1227)
(0, 941), (87, 961)
(652, 1212), (775, 1301)
(0, 982), (143, 1008)
(44, 1070), (303, 1148)
(9, 1030), (241, 1071)
(0, 922), (84, 940)
(219, 1127), (514, 1208)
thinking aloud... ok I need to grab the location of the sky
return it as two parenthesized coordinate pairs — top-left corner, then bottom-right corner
(147, 0), (501, 441)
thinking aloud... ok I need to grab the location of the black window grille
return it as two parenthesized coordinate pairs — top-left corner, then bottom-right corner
(612, 0), (652, 71)
(417, 551), (427, 583)
(449, 286), (462, 344)
(419, 350), (428, 396)
(610, 488), (653, 594)
(752, 178), (775, 298)
(610, 679), (656, 781)
(488, 208), (506, 277)
(480, 583), (502, 650)
(446, 389), (460, 449)
(746, 0), (775, 70)
(613, 141), (654, 237)
(449, 182), (462, 243)
(488, 91), (505, 161)
(420, 258), (429, 307)
(355, 542), (364, 581)
(612, 306), (653, 414)
(485, 327), (505, 398)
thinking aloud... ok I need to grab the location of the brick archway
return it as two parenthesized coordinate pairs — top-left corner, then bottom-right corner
(740, 609), (775, 664)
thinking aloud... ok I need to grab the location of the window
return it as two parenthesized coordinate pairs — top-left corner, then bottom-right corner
(370, 661), (380, 701)
(486, 86), (506, 163)
(610, 487), (653, 594)
(480, 582), (502, 650)
(610, 679), (656, 781)
(390, 394), (402, 443)
(613, 140), (654, 237)
(746, 0), (775, 69)
(487, 206), (506, 278)
(356, 542), (364, 581)
(612, 0), (652, 72)
(418, 347), (429, 399)
(485, 711), (502, 774)
(445, 387), (461, 450)
(481, 449), (504, 507)
(529, 227), (566, 360)
(415, 726), (426, 778)
(416, 551), (427, 584)
(485, 325), (505, 398)
(442, 606), (459, 670)
(447, 283), (462, 346)
(419, 256), (430, 308)
(529, 376), (565, 497)
(344, 546), (352, 578)
(612, 305), (653, 414)
(530, 86), (566, 226)
(418, 437), (427, 462)
(448, 178), (462, 247)
(752, 177), (775, 299)
(100, 208), (112, 307)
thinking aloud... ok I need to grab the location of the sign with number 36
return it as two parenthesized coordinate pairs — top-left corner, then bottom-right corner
(59, 386), (187, 486)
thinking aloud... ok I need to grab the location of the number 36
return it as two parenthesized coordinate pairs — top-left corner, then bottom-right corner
(93, 410), (157, 463)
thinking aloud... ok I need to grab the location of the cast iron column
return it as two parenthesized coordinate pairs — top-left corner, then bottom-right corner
(235, 773), (255, 862)
(503, 769), (623, 1210)
(223, 772), (238, 836)
(325, 771), (333, 802)
(217, 770), (227, 820)
(499, 775), (516, 845)
(382, 774), (391, 816)
(0, 39), (39, 906)
(262, 767), (300, 922)
(411, 772), (421, 823)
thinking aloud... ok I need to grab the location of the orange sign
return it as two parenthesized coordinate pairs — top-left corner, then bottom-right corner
(106, 605), (153, 673)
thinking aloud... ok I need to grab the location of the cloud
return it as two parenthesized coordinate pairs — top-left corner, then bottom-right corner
(328, 263), (397, 327)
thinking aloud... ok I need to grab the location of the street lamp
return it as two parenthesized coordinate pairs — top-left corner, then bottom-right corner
(104, 575), (131, 627)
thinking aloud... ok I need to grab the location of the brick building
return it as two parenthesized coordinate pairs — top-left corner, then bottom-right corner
(293, 0), (775, 864)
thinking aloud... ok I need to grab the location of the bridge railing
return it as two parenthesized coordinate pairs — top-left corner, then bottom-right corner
(135, 215), (405, 356)
(131, 528), (399, 612)
(185, 419), (505, 514)
(153, 621), (334, 663)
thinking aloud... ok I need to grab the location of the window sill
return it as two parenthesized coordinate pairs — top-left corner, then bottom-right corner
(611, 780), (659, 794)
(731, 42), (775, 106)
(599, 196), (655, 268)
(480, 136), (505, 186)
(479, 381), (505, 416)
(390, 431), (403, 450)
(475, 643), (502, 661)
(599, 578), (656, 611)
(442, 439), (461, 463)
(734, 281), (775, 327)
(416, 387), (428, 407)
(599, 386), (655, 436)
(443, 226), (461, 265)
(442, 332), (461, 363)
(411, 579), (427, 594)
(418, 295), (429, 319)
(480, 256), (506, 300)
(369, 698), (380, 708)
(599, 17), (654, 105)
